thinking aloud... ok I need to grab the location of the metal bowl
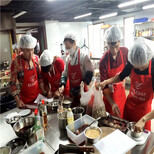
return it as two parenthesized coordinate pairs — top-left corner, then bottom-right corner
(72, 107), (85, 120)
(4, 115), (21, 127)
(127, 122), (143, 138)
(6, 138), (27, 154)
(84, 126), (102, 144)
(13, 117), (35, 138)
(63, 97), (72, 109)
(0, 146), (11, 154)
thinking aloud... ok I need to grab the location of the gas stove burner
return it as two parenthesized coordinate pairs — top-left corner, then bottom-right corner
(127, 129), (150, 145)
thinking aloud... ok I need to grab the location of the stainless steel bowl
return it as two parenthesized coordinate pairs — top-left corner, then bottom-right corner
(63, 97), (72, 109)
(6, 138), (27, 154)
(13, 117), (35, 138)
(0, 146), (11, 154)
(127, 122), (143, 138)
(84, 126), (102, 144)
(4, 115), (21, 127)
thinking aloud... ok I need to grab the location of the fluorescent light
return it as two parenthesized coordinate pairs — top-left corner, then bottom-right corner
(142, 4), (154, 9)
(74, 13), (92, 19)
(99, 12), (117, 20)
(13, 11), (27, 18)
(118, 0), (149, 8)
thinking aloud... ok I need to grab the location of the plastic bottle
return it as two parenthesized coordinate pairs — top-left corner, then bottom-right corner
(67, 108), (74, 125)
(34, 109), (44, 141)
(42, 100), (48, 128)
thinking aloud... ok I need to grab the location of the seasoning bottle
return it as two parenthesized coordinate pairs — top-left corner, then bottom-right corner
(67, 108), (74, 124)
(42, 100), (48, 128)
(34, 109), (44, 141)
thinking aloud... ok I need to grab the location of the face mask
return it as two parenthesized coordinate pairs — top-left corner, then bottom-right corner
(67, 48), (75, 56)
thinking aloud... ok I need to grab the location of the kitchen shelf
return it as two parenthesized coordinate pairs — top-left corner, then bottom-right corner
(134, 36), (154, 38)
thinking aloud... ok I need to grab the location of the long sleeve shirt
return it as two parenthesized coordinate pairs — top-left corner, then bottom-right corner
(10, 53), (43, 97)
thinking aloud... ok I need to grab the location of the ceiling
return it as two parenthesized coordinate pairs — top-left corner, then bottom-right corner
(1, 0), (154, 23)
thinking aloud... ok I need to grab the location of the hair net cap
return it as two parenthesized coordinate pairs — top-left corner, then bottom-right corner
(128, 38), (154, 67)
(19, 34), (37, 49)
(12, 43), (19, 50)
(64, 33), (77, 42)
(104, 25), (123, 42)
(39, 50), (53, 67)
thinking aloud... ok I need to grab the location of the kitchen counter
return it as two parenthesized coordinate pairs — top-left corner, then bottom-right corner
(0, 108), (154, 154)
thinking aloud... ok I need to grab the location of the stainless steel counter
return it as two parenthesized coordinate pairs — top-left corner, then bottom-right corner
(0, 108), (154, 154)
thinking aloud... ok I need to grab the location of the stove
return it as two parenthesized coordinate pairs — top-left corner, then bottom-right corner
(126, 129), (150, 145)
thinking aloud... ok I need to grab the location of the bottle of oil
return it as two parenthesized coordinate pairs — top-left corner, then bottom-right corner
(34, 109), (44, 141)
(42, 100), (48, 128)
(67, 108), (74, 131)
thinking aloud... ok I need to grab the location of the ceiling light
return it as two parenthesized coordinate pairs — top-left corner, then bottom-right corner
(74, 13), (92, 19)
(13, 11), (27, 18)
(99, 12), (117, 20)
(118, 0), (149, 8)
(142, 4), (154, 9)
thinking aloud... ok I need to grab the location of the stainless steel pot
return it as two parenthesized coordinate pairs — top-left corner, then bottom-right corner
(6, 138), (27, 154)
(63, 97), (72, 109)
(84, 126), (102, 144)
(72, 107), (84, 120)
(127, 122), (143, 138)
(57, 111), (67, 130)
(4, 115), (21, 127)
(13, 117), (35, 138)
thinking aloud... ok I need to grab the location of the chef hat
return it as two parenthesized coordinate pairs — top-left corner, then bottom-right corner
(64, 33), (77, 42)
(128, 38), (154, 67)
(19, 34), (37, 49)
(39, 50), (53, 67)
(12, 43), (19, 50)
(104, 25), (123, 43)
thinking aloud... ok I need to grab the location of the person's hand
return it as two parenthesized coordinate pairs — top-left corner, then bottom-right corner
(100, 80), (107, 90)
(41, 88), (47, 96)
(95, 82), (100, 90)
(59, 85), (64, 94)
(112, 103), (121, 117)
(16, 99), (25, 108)
(54, 90), (61, 98)
(47, 91), (53, 98)
(135, 118), (145, 132)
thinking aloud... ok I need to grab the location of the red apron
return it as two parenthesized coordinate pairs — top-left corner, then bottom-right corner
(20, 59), (40, 104)
(123, 60), (153, 131)
(103, 49), (126, 118)
(68, 49), (87, 107)
(47, 64), (70, 96)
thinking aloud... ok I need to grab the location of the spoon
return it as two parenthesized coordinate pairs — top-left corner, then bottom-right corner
(89, 117), (101, 127)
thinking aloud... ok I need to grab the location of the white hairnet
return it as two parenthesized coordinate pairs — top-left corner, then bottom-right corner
(104, 25), (123, 42)
(64, 33), (77, 42)
(19, 34), (37, 49)
(12, 43), (18, 50)
(128, 38), (154, 67)
(39, 50), (53, 67)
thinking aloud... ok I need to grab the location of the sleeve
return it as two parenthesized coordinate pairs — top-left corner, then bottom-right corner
(83, 55), (94, 73)
(10, 59), (18, 97)
(54, 58), (65, 74)
(99, 59), (108, 82)
(119, 62), (133, 81)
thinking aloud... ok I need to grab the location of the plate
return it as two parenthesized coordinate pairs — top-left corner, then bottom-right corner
(19, 109), (31, 117)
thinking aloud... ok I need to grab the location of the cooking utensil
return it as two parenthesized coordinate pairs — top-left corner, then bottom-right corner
(58, 144), (94, 153)
(57, 111), (67, 130)
(89, 117), (101, 126)
(72, 107), (85, 120)
(84, 126), (102, 144)
(13, 117), (35, 138)
(63, 97), (72, 109)
(127, 122), (143, 138)
(4, 115), (21, 127)
(6, 138), (27, 154)
(0, 146), (11, 154)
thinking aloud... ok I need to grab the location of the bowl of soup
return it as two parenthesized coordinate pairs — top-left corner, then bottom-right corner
(84, 126), (102, 144)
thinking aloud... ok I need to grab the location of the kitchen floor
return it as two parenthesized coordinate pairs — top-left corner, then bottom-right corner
(125, 89), (154, 132)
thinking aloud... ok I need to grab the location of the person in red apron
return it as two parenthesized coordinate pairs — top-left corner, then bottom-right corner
(59, 33), (94, 107)
(99, 25), (128, 118)
(40, 50), (69, 98)
(98, 38), (154, 131)
(10, 35), (46, 108)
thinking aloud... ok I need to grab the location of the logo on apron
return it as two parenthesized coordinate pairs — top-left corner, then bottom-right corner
(71, 72), (76, 80)
(134, 81), (143, 90)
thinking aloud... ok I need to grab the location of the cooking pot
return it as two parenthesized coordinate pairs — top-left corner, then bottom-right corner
(127, 122), (143, 138)
(4, 115), (21, 127)
(63, 97), (72, 109)
(13, 117), (35, 138)
(6, 138), (27, 154)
